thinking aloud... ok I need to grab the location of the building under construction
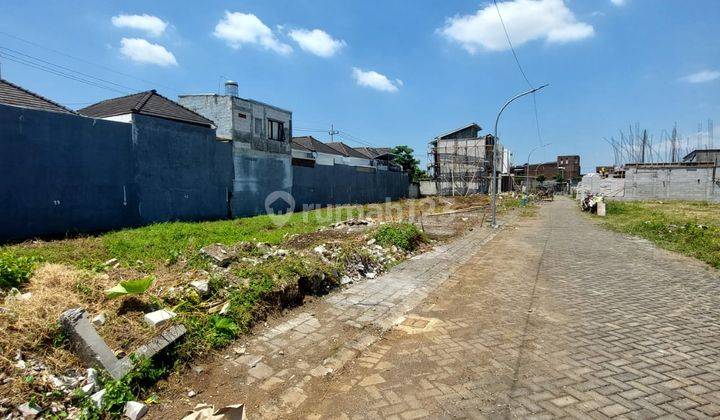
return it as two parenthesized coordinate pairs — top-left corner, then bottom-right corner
(428, 123), (505, 195)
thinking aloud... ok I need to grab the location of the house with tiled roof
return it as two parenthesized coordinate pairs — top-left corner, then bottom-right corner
(79, 90), (214, 128)
(291, 136), (344, 166)
(0, 78), (75, 114)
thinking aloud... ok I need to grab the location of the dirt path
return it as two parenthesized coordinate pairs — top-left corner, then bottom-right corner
(294, 198), (720, 419)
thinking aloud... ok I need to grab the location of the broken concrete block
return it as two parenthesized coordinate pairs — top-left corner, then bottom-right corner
(86, 368), (98, 386)
(123, 401), (148, 420)
(59, 308), (128, 380)
(143, 309), (176, 328)
(81, 383), (95, 395)
(90, 389), (106, 409)
(17, 402), (42, 419)
(60, 308), (185, 381)
(190, 280), (209, 296)
(134, 324), (187, 360)
(199, 244), (236, 267)
(597, 201), (607, 217)
(91, 313), (106, 326)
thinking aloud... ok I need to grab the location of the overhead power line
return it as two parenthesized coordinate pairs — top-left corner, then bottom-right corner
(294, 125), (383, 148)
(0, 31), (176, 93)
(493, 0), (545, 147)
(0, 46), (138, 93)
(0, 51), (130, 95)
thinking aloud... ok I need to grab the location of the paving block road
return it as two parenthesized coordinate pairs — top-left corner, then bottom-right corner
(154, 199), (720, 419)
(296, 198), (720, 419)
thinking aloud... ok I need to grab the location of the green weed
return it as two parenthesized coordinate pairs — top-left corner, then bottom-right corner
(374, 223), (426, 251)
(0, 253), (39, 290)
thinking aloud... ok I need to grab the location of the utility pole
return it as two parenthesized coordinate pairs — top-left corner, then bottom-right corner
(328, 124), (339, 142)
(491, 84), (549, 228)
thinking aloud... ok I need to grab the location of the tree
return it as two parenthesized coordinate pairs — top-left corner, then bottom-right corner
(391, 145), (423, 182)
(536, 174), (546, 183)
(554, 174), (565, 183)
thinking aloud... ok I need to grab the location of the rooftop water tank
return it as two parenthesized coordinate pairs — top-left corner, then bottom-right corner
(225, 80), (239, 97)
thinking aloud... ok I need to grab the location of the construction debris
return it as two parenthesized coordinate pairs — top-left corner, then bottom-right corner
(181, 403), (246, 420)
(124, 401), (149, 420)
(144, 309), (177, 328)
(199, 244), (237, 267)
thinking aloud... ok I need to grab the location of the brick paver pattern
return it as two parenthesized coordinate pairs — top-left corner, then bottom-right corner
(299, 199), (720, 419)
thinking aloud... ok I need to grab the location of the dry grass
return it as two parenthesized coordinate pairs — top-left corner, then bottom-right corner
(0, 196), (494, 407)
(0, 263), (163, 403)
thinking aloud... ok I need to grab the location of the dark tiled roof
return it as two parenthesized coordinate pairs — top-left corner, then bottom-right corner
(291, 136), (342, 155)
(78, 90), (214, 127)
(436, 122), (482, 139)
(354, 146), (394, 159)
(326, 142), (368, 158)
(0, 78), (75, 114)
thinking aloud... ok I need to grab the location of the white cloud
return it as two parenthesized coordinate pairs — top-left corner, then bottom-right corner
(213, 11), (292, 55)
(680, 70), (720, 84)
(610, 0), (626, 6)
(119, 38), (177, 66)
(439, 0), (594, 53)
(289, 29), (346, 57)
(352, 67), (401, 93)
(112, 14), (168, 37)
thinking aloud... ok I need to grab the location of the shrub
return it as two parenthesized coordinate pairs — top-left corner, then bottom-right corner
(374, 223), (426, 251)
(0, 253), (38, 290)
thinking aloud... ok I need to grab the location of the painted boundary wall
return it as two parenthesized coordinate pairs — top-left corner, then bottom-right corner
(0, 105), (233, 240)
(292, 164), (409, 210)
(578, 166), (720, 202)
(1, 105), (408, 241)
(231, 145), (292, 217)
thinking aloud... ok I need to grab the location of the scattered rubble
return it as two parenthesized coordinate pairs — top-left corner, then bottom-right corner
(181, 403), (246, 420)
(17, 402), (42, 419)
(124, 401), (148, 420)
(144, 309), (177, 328)
(190, 280), (210, 296)
(91, 313), (106, 326)
(199, 244), (237, 267)
(90, 389), (106, 409)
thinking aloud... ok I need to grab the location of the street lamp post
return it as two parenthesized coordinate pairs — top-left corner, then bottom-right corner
(525, 143), (550, 194)
(491, 84), (549, 228)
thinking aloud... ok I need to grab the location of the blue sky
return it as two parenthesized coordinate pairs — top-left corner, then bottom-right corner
(2, 0), (719, 172)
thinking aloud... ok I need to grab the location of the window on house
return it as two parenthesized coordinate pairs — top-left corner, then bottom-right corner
(254, 118), (262, 135)
(268, 119), (285, 141)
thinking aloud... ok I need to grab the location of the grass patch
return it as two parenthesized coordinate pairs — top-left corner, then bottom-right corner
(375, 223), (426, 251)
(601, 200), (720, 268)
(1, 208), (362, 270)
(0, 253), (39, 290)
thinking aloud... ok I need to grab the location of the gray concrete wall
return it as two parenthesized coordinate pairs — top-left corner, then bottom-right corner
(176, 95), (234, 140)
(0, 104), (137, 240)
(292, 164), (409, 210)
(178, 94), (291, 155)
(0, 105), (234, 241)
(231, 146), (293, 217)
(625, 166), (720, 202)
(579, 167), (720, 202)
(132, 114), (233, 223)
